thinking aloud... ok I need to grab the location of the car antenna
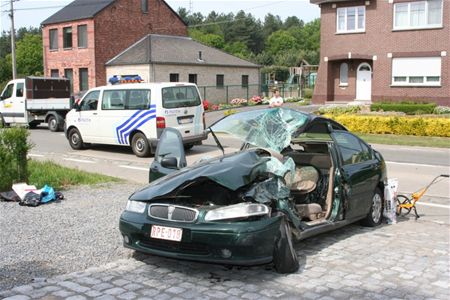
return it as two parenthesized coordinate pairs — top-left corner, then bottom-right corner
(209, 127), (225, 156)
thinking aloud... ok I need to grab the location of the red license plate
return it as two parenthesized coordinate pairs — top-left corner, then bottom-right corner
(150, 225), (182, 242)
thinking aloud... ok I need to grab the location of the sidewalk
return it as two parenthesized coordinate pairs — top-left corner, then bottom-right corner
(1, 218), (449, 299)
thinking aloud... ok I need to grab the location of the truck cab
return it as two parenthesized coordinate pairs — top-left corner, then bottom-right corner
(0, 79), (26, 126)
(0, 76), (71, 131)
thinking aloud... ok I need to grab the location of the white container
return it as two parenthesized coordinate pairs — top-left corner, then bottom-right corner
(384, 178), (399, 224)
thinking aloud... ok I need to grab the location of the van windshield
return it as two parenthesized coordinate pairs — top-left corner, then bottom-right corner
(162, 86), (201, 109)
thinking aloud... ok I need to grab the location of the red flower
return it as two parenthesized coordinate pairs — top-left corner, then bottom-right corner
(203, 99), (209, 110)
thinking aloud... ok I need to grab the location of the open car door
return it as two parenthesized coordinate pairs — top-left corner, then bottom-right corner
(149, 128), (187, 182)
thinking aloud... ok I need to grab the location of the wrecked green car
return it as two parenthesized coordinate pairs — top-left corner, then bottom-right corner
(119, 108), (387, 273)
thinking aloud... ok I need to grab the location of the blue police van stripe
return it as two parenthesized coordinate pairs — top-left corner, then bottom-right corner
(115, 104), (157, 140)
(115, 104), (157, 144)
(118, 109), (156, 144)
(123, 115), (157, 144)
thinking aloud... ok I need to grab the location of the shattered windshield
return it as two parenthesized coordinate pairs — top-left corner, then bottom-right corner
(210, 108), (309, 153)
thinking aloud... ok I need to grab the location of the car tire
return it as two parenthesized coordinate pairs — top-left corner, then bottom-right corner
(48, 116), (60, 132)
(184, 144), (194, 151)
(361, 187), (383, 227)
(131, 132), (151, 157)
(273, 218), (299, 274)
(0, 114), (5, 128)
(68, 128), (85, 150)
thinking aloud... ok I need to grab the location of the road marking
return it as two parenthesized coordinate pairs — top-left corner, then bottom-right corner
(119, 165), (148, 171)
(63, 158), (95, 164)
(415, 202), (450, 209)
(386, 161), (449, 168)
(28, 154), (45, 157)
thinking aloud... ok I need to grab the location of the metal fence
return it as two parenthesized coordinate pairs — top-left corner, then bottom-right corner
(198, 83), (309, 105)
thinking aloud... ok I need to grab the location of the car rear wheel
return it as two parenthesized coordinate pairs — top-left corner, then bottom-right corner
(361, 188), (383, 227)
(0, 114), (6, 128)
(68, 128), (85, 150)
(273, 218), (299, 274)
(131, 132), (151, 157)
(184, 144), (194, 151)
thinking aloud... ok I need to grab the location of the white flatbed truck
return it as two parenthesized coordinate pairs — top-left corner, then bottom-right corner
(0, 76), (72, 131)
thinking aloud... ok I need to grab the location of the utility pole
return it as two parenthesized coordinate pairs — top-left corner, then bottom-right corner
(189, 0), (193, 13)
(9, 0), (17, 79)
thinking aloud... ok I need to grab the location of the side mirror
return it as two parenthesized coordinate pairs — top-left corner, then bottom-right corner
(161, 156), (178, 169)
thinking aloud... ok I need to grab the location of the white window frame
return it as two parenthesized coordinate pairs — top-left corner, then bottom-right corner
(391, 57), (441, 87)
(336, 6), (365, 34)
(393, 0), (443, 31)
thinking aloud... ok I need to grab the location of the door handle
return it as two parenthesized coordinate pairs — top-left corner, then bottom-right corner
(93, 113), (97, 115)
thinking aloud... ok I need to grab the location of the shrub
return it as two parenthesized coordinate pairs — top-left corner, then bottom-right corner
(303, 88), (313, 99)
(0, 127), (33, 191)
(285, 97), (302, 103)
(433, 106), (450, 115)
(223, 109), (237, 116)
(370, 102), (437, 115)
(319, 105), (362, 115)
(324, 114), (450, 137)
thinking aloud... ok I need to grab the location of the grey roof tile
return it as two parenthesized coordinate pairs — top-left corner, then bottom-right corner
(106, 34), (259, 68)
(41, 0), (115, 25)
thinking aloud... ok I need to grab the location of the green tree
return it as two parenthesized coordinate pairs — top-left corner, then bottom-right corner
(15, 33), (43, 76)
(189, 29), (225, 49)
(226, 11), (264, 53)
(262, 14), (282, 39)
(223, 41), (251, 59)
(283, 16), (304, 30)
(266, 30), (297, 55)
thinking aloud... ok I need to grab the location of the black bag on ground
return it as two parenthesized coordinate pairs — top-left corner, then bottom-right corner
(19, 192), (41, 207)
(0, 191), (20, 202)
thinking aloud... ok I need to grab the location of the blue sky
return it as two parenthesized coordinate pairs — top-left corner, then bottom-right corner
(0, 0), (319, 33)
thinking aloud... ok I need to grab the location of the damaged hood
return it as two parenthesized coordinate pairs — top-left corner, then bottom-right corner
(210, 108), (310, 153)
(131, 151), (273, 201)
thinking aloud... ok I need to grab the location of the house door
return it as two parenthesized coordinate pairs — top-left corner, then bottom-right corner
(356, 63), (372, 101)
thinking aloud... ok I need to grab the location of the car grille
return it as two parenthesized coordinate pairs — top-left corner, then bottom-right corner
(140, 239), (210, 255)
(148, 204), (198, 222)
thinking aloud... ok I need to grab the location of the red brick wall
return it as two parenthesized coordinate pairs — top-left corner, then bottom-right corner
(313, 0), (450, 105)
(43, 19), (96, 93)
(94, 0), (188, 87)
(43, 0), (187, 94)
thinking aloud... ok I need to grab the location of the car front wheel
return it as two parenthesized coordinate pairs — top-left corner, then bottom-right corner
(68, 128), (85, 150)
(361, 188), (383, 227)
(273, 218), (299, 273)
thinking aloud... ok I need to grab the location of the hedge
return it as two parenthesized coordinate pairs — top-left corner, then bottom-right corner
(0, 127), (32, 191)
(324, 114), (450, 137)
(370, 103), (437, 115)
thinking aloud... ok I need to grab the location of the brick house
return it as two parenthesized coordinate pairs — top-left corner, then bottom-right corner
(105, 34), (261, 104)
(310, 0), (449, 105)
(41, 0), (187, 94)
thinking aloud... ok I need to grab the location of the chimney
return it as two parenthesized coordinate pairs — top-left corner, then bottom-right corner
(198, 51), (202, 61)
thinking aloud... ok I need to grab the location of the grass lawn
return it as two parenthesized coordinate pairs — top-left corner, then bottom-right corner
(28, 160), (122, 190)
(357, 133), (450, 148)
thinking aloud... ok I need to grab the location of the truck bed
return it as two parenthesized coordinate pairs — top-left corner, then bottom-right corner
(26, 98), (72, 111)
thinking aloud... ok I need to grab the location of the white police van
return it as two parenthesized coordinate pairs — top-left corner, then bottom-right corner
(65, 82), (207, 157)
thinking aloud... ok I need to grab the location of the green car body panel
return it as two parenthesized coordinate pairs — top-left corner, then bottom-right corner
(120, 210), (283, 265)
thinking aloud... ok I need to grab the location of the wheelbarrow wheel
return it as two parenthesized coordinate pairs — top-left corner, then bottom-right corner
(396, 195), (412, 216)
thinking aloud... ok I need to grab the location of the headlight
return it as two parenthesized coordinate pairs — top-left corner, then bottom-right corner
(125, 200), (146, 213)
(205, 203), (269, 222)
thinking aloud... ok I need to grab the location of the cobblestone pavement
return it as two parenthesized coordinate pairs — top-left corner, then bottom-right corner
(1, 214), (449, 300)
